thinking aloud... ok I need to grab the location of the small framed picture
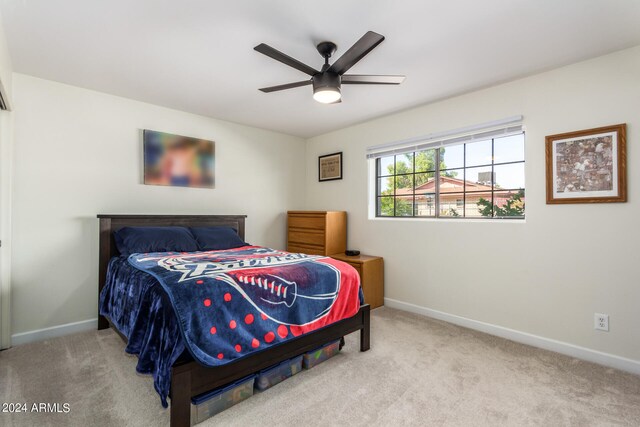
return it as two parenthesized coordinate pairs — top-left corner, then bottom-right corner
(318, 152), (343, 182)
(545, 124), (626, 204)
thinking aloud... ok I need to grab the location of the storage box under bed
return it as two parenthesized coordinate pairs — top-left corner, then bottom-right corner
(302, 339), (341, 369)
(255, 355), (303, 391)
(190, 375), (255, 425)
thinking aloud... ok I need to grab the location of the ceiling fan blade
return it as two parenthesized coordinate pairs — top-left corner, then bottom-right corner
(254, 43), (319, 76)
(328, 31), (385, 75)
(258, 80), (312, 93)
(341, 75), (405, 85)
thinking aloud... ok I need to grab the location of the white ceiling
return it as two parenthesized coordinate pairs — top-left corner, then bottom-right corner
(2, 1), (640, 138)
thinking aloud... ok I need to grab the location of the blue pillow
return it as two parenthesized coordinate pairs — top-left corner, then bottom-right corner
(190, 226), (248, 251)
(114, 226), (199, 256)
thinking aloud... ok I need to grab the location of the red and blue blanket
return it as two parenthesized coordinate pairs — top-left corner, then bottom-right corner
(128, 246), (361, 367)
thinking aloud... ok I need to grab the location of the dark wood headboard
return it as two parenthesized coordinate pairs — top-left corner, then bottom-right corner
(97, 214), (247, 328)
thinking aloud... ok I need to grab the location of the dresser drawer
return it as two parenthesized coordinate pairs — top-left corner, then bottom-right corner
(288, 230), (325, 246)
(288, 214), (326, 230)
(287, 243), (325, 256)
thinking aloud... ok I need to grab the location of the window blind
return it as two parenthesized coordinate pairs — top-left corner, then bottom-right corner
(366, 115), (524, 159)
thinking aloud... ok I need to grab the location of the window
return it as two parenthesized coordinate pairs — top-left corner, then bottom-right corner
(374, 133), (525, 219)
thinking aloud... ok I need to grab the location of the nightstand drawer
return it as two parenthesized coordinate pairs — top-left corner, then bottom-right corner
(344, 262), (363, 278)
(288, 230), (325, 246)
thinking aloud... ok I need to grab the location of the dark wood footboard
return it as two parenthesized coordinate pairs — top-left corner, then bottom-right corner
(170, 304), (370, 427)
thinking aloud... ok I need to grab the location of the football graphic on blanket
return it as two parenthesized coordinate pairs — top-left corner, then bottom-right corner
(137, 247), (341, 326)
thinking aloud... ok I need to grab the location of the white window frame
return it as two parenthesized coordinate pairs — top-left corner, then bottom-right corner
(367, 116), (525, 221)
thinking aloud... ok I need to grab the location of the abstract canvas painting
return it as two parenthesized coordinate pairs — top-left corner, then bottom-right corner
(143, 130), (214, 188)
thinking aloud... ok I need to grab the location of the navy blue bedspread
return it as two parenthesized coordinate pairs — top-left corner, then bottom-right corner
(99, 256), (185, 407)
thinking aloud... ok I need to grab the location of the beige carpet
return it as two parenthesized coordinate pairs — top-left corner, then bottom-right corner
(1, 307), (639, 426)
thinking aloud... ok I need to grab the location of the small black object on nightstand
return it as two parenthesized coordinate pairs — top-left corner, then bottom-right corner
(345, 250), (360, 256)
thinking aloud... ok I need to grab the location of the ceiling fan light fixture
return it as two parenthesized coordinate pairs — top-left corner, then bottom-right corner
(312, 72), (341, 104)
(255, 31), (404, 103)
(313, 86), (341, 104)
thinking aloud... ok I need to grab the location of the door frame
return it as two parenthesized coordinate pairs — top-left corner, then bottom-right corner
(0, 104), (13, 349)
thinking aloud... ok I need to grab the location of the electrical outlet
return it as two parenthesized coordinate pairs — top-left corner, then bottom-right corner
(594, 313), (609, 331)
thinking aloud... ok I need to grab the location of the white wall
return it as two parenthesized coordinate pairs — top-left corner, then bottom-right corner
(305, 46), (640, 363)
(10, 74), (305, 336)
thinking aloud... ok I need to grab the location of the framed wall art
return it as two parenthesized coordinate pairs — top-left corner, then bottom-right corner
(545, 124), (626, 204)
(143, 130), (215, 188)
(318, 152), (343, 182)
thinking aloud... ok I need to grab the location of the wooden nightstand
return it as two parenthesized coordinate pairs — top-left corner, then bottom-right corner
(331, 253), (384, 309)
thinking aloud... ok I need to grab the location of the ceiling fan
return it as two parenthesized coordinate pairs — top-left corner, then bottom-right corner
(254, 31), (405, 104)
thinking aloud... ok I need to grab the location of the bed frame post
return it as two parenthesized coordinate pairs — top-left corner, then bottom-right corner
(360, 304), (370, 351)
(98, 315), (110, 331)
(171, 366), (192, 427)
(98, 217), (112, 330)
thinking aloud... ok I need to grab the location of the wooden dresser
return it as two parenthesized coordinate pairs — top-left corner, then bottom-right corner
(287, 211), (346, 256)
(331, 253), (384, 309)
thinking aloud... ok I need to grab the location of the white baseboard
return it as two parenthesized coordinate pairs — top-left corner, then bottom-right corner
(384, 298), (640, 376)
(11, 318), (98, 347)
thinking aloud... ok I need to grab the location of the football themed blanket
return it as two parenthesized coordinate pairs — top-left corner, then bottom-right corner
(128, 246), (361, 366)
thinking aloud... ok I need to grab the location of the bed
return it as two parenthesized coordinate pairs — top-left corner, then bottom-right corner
(97, 214), (370, 427)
